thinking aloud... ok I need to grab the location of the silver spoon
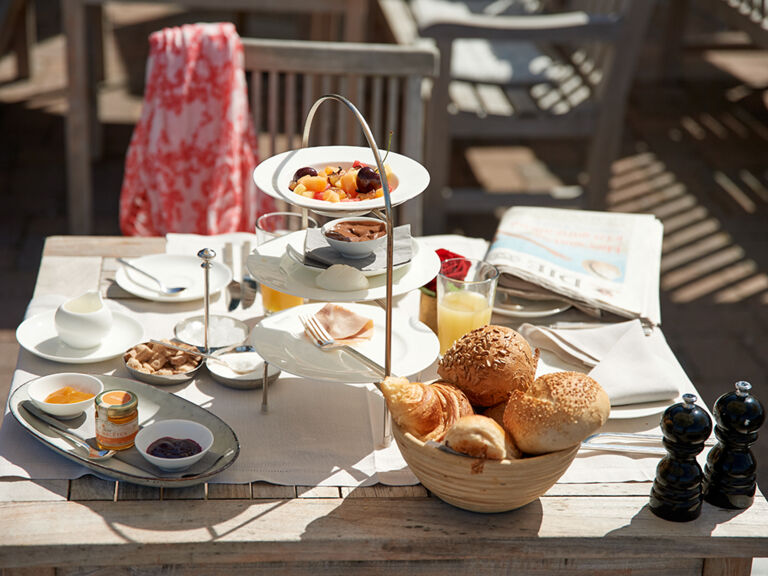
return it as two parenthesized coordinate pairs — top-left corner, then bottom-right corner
(20, 402), (117, 461)
(149, 340), (260, 375)
(117, 258), (188, 295)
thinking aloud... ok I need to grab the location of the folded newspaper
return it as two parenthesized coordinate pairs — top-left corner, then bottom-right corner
(485, 207), (663, 325)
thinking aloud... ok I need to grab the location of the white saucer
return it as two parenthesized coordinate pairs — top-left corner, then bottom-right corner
(16, 310), (144, 364)
(115, 254), (232, 302)
(609, 395), (682, 420)
(247, 231), (440, 303)
(285, 240), (410, 278)
(250, 302), (439, 383)
(493, 292), (572, 318)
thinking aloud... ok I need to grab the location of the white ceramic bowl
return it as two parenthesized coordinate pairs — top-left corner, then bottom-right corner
(27, 373), (103, 419)
(321, 217), (387, 259)
(135, 419), (214, 471)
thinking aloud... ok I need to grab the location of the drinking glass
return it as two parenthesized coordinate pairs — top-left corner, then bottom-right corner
(437, 258), (499, 355)
(255, 212), (318, 314)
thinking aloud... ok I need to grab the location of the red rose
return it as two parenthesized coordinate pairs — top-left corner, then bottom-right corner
(422, 249), (470, 296)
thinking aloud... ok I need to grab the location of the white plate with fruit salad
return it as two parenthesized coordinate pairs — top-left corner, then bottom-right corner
(252, 145), (430, 214)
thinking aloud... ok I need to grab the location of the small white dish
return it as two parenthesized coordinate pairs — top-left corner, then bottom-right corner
(173, 315), (249, 350)
(115, 254), (232, 303)
(252, 145), (429, 215)
(321, 217), (387, 259)
(250, 302), (439, 383)
(206, 350), (281, 390)
(54, 291), (113, 349)
(135, 419), (214, 471)
(247, 232), (439, 303)
(27, 373), (103, 419)
(16, 310), (144, 364)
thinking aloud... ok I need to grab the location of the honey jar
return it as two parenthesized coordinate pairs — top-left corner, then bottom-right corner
(94, 389), (139, 450)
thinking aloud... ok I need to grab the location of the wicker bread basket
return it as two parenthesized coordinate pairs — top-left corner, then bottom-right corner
(393, 422), (579, 513)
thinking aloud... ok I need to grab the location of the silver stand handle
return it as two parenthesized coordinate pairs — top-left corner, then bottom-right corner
(302, 94), (394, 447)
(197, 248), (216, 352)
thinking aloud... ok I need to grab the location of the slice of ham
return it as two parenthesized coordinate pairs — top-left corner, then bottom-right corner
(313, 304), (374, 345)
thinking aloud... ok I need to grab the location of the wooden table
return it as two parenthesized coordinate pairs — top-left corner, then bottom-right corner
(1, 235), (767, 575)
(62, 0), (369, 235)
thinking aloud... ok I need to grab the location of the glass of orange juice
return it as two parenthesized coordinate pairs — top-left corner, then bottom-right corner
(436, 258), (499, 354)
(255, 212), (318, 315)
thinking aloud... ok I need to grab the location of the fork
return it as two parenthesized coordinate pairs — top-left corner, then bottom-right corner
(299, 314), (389, 379)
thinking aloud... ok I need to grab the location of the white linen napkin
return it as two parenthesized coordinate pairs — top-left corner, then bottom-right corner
(519, 320), (680, 406)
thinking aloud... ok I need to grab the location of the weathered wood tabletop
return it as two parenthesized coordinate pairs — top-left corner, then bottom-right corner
(0, 236), (766, 576)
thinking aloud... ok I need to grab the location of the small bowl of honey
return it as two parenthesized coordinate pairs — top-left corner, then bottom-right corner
(27, 373), (103, 419)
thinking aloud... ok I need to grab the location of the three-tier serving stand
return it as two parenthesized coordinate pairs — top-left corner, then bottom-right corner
(251, 94), (430, 446)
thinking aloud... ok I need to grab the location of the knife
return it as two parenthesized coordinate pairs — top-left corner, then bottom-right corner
(241, 240), (256, 310)
(223, 242), (242, 311)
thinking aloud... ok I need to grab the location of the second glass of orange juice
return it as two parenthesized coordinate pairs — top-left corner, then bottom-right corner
(436, 258), (499, 354)
(255, 212), (318, 315)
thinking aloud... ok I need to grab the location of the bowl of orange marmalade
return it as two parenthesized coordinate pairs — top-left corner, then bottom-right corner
(27, 373), (103, 419)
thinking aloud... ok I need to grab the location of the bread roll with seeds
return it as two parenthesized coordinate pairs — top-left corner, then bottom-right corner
(381, 377), (473, 442)
(438, 325), (538, 407)
(503, 371), (610, 455)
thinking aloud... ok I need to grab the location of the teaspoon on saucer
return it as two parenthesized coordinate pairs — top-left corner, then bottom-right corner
(117, 258), (188, 295)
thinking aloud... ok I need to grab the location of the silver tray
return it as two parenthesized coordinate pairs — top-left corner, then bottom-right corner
(10, 374), (240, 488)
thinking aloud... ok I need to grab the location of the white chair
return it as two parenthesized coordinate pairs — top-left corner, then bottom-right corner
(242, 38), (438, 234)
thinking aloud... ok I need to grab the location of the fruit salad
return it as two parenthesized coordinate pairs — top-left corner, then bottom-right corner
(288, 161), (396, 203)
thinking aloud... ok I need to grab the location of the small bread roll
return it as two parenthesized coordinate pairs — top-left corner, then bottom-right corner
(381, 377), (473, 442)
(445, 415), (518, 460)
(438, 325), (539, 407)
(504, 371), (610, 455)
(482, 403), (522, 458)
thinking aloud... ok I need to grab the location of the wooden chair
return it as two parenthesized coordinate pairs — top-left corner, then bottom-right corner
(242, 38), (438, 234)
(702, 0), (768, 49)
(379, 0), (654, 233)
(0, 0), (34, 79)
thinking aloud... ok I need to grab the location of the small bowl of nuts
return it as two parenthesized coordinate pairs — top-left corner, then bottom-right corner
(123, 340), (203, 386)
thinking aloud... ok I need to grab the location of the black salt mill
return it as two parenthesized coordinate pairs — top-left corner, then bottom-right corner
(650, 393), (712, 521)
(703, 381), (765, 509)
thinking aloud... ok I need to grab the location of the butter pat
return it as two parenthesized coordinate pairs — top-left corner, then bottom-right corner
(316, 264), (369, 291)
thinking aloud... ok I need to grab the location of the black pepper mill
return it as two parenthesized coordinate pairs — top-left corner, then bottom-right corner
(703, 381), (765, 509)
(650, 394), (712, 522)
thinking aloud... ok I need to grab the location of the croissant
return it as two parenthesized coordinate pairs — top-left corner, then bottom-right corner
(381, 376), (473, 442)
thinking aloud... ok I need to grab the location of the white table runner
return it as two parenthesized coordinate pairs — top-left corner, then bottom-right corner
(0, 234), (704, 487)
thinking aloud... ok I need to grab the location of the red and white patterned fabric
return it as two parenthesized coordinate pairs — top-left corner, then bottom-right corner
(119, 23), (274, 236)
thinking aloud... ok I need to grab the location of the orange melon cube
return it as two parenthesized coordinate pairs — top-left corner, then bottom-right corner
(301, 175), (330, 193)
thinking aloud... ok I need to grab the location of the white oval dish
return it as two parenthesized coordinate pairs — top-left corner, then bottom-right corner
(27, 373), (103, 419)
(135, 419), (214, 471)
(252, 145), (429, 214)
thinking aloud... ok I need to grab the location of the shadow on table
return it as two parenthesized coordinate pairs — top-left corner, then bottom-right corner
(298, 493), (545, 554)
(606, 501), (749, 539)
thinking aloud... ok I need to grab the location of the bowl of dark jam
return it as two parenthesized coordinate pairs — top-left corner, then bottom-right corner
(135, 419), (214, 471)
